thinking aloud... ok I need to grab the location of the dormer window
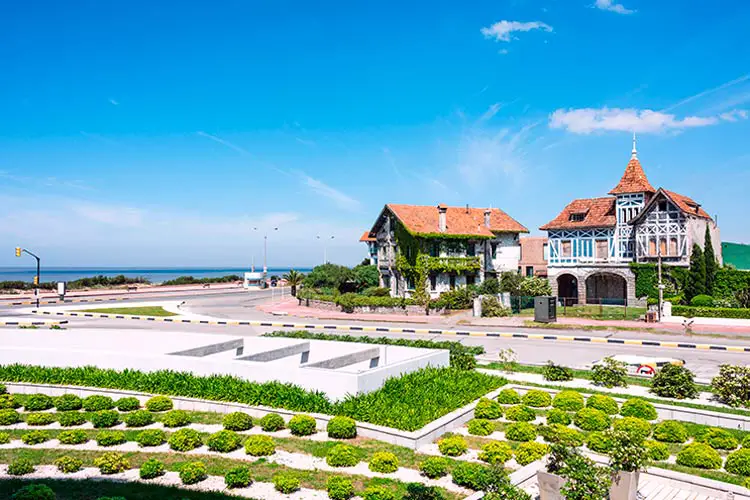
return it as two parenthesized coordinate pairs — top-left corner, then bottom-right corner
(658, 200), (668, 212)
(569, 213), (586, 222)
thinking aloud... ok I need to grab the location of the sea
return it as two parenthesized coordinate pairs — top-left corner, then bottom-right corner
(0, 267), (312, 285)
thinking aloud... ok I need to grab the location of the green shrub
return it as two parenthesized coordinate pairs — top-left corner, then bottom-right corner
(612, 417), (651, 442)
(591, 357), (628, 388)
(514, 441), (549, 466)
(225, 466), (252, 488)
(327, 416), (357, 439)
(586, 432), (612, 453)
(644, 440), (670, 460)
(137, 429), (166, 447)
(207, 429), (242, 453)
(539, 424), (584, 447)
(161, 409), (191, 428)
(94, 452), (129, 474)
(674, 305), (750, 319)
(326, 443), (359, 467)
(58, 429), (88, 445)
(55, 455), (83, 473)
(505, 422), (537, 442)
(546, 408), (572, 425)
(123, 409), (154, 427)
(259, 412), (285, 431)
(504, 405), (536, 422)
(8, 458), (35, 476)
(82, 395), (115, 412)
(0, 431), (9, 444)
(0, 393), (18, 409)
(327, 476), (355, 500)
(0, 408), (21, 425)
(698, 427), (739, 450)
(21, 430), (50, 445)
(651, 364), (699, 400)
(11, 484), (54, 500)
(244, 434), (275, 456)
(496, 389), (521, 404)
(438, 434), (467, 456)
(521, 390), (552, 408)
(90, 410), (119, 428)
(288, 414), (317, 436)
(468, 418), (495, 436)
(711, 364), (750, 407)
(369, 451), (399, 473)
(620, 398), (657, 420)
(675, 443), (722, 469)
(419, 456), (450, 478)
(542, 362), (574, 382)
(25, 394), (54, 411)
(552, 391), (585, 411)
(223, 411), (253, 431)
(725, 448), (750, 476)
(653, 420), (688, 443)
(168, 428), (203, 451)
(180, 461), (208, 485)
(96, 430), (126, 447)
(139, 458), (165, 479)
(115, 397), (140, 412)
(362, 486), (397, 500)
(573, 408), (611, 431)
(0, 384), (4, 394)
(475, 397), (503, 420)
(481, 295), (511, 317)
(451, 462), (490, 490)
(55, 394), (83, 411)
(25, 412), (55, 426)
(585, 394), (619, 415)
(145, 395), (173, 412)
(478, 440), (513, 464)
(273, 473), (301, 494)
(57, 411), (86, 427)
(691, 294), (714, 307)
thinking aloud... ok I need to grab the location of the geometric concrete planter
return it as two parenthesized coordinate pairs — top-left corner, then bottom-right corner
(537, 470), (566, 500)
(610, 471), (639, 500)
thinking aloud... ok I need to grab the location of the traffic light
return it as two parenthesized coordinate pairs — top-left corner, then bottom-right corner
(15, 247), (21, 257)
(33, 276), (39, 285)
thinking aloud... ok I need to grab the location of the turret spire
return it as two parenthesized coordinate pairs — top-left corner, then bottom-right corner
(631, 132), (637, 158)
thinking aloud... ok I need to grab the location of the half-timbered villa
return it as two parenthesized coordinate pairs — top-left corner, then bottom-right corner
(540, 137), (721, 306)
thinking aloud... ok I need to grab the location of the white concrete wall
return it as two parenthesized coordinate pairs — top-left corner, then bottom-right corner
(489, 233), (521, 273)
(687, 217), (722, 265)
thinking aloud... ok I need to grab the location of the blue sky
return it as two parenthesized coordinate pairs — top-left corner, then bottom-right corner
(1, 0), (749, 268)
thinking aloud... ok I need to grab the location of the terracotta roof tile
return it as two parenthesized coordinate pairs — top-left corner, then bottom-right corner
(359, 231), (376, 242)
(662, 190), (712, 219)
(609, 156), (656, 195)
(539, 197), (616, 230)
(385, 204), (528, 236)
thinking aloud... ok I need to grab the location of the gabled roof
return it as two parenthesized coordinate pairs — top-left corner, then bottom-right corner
(359, 231), (376, 242)
(609, 155), (656, 195)
(373, 204), (528, 237)
(539, 197), (616, 230)
(629, 188), (712, 224)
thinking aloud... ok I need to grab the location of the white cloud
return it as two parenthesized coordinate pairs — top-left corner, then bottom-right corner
(549, 107), (723, 134)
(479, 103), (503, 122)
(594, 0), (635, 14)
(295, 137), (316, 147)
(480, 21), (552, 43)
(71, 203), (144, 227)
(298, 173), (361, 211)
(109, 99), (119, 106)
(664, 74), (750, 112)
(719, 109), (749, 122)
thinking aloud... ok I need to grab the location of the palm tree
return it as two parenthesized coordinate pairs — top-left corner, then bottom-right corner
(283, 269), (304, 297)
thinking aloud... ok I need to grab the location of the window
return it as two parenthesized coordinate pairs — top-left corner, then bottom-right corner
(383, 275), (391, 288)
(491, 242), (498, 259)
(561, 240), (572, 258)
(658, 200), (668, 212)
(525, 266), (534, 277)
(467, 242), (475, 256)
(517, 266), (522, 274)
(449, 275), (456, 290)
(543, 243), (549, 261)
(595, 239), (608, 260)
(648, 238), (657, 256)
(466, 275), (475, 286)
(430, 242), (439, 257)
(406, 277), (415, 290)
(430, 274), (437, 291)
(569, 213), (586, 222)
(669, 237), (678, 256)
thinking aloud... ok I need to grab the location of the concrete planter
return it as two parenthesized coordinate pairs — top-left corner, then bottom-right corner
(610, 471), (639, 500)
(537, 470), (566, 500)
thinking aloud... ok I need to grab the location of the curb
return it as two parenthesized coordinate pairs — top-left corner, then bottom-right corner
(0, 319), (68, 327)
(2, 297), (131, 307)
(33, 309), (750, 353)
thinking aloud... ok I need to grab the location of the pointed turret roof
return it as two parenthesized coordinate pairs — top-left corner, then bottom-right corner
(608, 134), (656, 195)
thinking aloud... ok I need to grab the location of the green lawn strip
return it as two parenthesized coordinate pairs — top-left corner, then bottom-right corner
(521, 320), (658, 333)
(15, 409), (225, 426)
(651, 462), (746, 488)
(78, 306), (177, 317)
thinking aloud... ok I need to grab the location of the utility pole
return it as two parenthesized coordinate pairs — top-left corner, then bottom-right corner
(657, 248), (664, 322)
(317, 235), (334, 264)
(253, 227), (279, 281)
(15, 247), (41, 308)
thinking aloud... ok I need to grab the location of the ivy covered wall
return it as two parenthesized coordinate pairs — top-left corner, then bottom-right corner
(630, 262), (750, 300)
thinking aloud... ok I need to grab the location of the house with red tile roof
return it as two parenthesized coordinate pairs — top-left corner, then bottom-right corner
(540, 137), (721, 306)
(360, 204), (528, 297)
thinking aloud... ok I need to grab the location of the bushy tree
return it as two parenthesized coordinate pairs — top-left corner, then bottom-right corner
(650, 363), (698, 400)
(519, 277), (552, 297)
(704, 227), (717, 296)
(478, 277), (501, 295)
(303, 263), (354, 291)
(685, 244), (706, 302)
(499, 272), (523, 295)
(353, 264), (379, 291)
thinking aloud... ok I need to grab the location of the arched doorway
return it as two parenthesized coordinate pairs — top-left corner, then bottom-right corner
(585, 273), (627, 304)
(557, 274), (578, 305)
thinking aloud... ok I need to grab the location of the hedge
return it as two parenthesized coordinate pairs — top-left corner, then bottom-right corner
(672, 305), (750, 319)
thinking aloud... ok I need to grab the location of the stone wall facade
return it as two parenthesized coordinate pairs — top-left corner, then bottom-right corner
(547, 265), (644, 306)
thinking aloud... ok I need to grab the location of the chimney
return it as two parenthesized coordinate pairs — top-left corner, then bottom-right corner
(438, 204), (447, 232)
(484, 209), (491, 228)
(465, 204), (469, 214)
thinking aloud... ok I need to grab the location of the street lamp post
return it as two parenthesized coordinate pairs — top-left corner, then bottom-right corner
(317, 235), (334, 264)
(15, 247), (41, 308)
(253, 227), (279, 277)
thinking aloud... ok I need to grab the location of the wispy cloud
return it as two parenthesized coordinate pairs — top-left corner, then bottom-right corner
(295, 137), (316, 147)
(720, 109), (749, 122)
(108, 99), (119, 106)
(0, 170), (92, 191)
(197, 131), (253, 155)
(594, 0), (635, 14)
(71, 203), (144, 227)
(297, 173), (361, 211)
(479, 103), (503, 122)
(480, 20), (552, 43)
(664, 74), (750, 112)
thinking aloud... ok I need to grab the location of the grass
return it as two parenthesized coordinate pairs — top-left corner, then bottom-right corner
(521, 320), (656, 332)
(78, 306), (177, 317)
(515, 305), (646, 321)
(651, 462), (746, 488)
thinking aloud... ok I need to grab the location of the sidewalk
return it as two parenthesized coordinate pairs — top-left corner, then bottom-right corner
(0, 282), (245, 301)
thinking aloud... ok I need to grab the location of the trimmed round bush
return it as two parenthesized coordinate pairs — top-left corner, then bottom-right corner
(419, 456), (450, 478)
(244, 434), (275, 456)
(168, 428), (203, 451)
(274, 473), (301, 494)
(94, 452), (129, 474)
(12, 484), (55, 500)
(289, 414), (317, 436)
(552, 391), (585, 411)
(139, 458), (165, 480)
(327, 416), (357, 439)
(96, 430), (126, 447)
(644, 440), (670, 461)
(207, 429), (243, 453)
(515, 441), (549, 466)
(58, 429), (88, 445)
(137, 429), (166, 447)
(497, 389), (521, 404)
(55, 455), (83, 473)
(58, 411), (86, 427)
(467, 418), (495, 436)
(586, 432), (612, 453)
(574, 408), (611, 431)
(145, 395), (173, 412)
(369, 451), (399, 473)
(504, 405), (536, 422)
(612, 417), (651, 442)
(726, 449), (750, 476)
(650, 363), (699, 400)
(115, 397), (141, 412)
(223, 411), (253, 431)
(161, 409), (191, 428)
(123, 409), (155, 428)
(479, 440), (513, 464)
(475, 397), (503, 420)
(362, 486), (397, 500)
(699, 428), (739, 450)
(225, 465), (252, 489)
(0, 393), (19, 410)
(326, 443), (359, 467)
(259, 412), (285, 432)
(653, 420), (688, 443)
(505, 422), (537, 442)
(21, 430), (50, 445)
(451, 461), (490, 490)
(82, 395), (115, 412)
(539, 424), (584, 447)
(522, 390), (552, 408)
(0, 431), (9, 444)
(620, 398), (657, 420)
(25, 412), (56, 426)
(25, 394), (54, 411)
(180, 461), (208, 485)
(586, 394), (619, 415)
(55, 394), (83, 411)
(8, 458), (35, 476)
(90, 410), (120, 428)
(327, 476), (355, 500)
(691, 294), (714, 307)
(438, 434), (467, 456)
(546, 408), (572, 426)
(676, 443), (722, 469)
(0, 409), (21, 425)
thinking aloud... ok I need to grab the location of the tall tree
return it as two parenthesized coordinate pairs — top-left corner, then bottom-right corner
(704, 226), (717, 296)
(685, 244), (706, 302)
(282, 269), (304, 297)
